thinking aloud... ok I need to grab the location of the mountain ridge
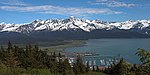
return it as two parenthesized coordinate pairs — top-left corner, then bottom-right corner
(0, 16), (150, 34)
(0, 17), (150, 44)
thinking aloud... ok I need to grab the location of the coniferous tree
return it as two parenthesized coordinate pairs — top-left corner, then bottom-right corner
(62, 59), (72, 75)
(4, 42), (20, 68)
(4, 50), (20, 68)
(96, 66), (100, 72)
(110, 58), (131, 75)
(49, 52), (58, 74)
(130, 64), (139, 75)
(0, 46), (5, 61)
(92, 66), (95, 71)
(73, 63), (80, 75)
(73, 55), (86, 75)
(58, 53), (63, 74)
(86, 61), (90, 72)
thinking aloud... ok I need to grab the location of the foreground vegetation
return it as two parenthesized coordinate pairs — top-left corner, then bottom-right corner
(2, 40), (86, 52)
(103, 48), (150, 75)
(0, 42), (150, 75)
(0, 42), (107, 75)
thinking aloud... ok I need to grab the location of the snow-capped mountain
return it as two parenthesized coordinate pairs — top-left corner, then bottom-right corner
(0, 16), (150, 34)
(0, 16), (150, 44)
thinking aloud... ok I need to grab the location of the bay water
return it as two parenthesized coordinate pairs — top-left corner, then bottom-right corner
(65, 39), (150, 64)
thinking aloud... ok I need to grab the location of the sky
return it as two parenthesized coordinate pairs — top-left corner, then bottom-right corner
(0, 0), (150, 23)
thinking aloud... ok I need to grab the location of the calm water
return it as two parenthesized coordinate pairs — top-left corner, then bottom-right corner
(65, 39), (150, 64)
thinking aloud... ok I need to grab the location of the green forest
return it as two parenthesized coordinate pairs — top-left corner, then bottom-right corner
(0, 42), (150, 75)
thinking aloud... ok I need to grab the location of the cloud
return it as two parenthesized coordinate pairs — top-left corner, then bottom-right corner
(89, 0), (136, 8)
(0, 5), (123, 16)
(0, 0), (28, 6)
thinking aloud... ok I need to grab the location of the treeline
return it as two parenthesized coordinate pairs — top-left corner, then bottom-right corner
(0, 42), (150, 75)
(0, 42), (89, 75)
(102, 48), (150, 75)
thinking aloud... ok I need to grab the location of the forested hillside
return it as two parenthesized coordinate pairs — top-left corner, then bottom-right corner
(0, 42), (149, 75)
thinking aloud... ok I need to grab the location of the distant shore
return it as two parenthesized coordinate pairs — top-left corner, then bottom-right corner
(38, 40), (87, 52)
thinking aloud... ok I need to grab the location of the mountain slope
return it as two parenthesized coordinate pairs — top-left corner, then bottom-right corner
(0, 17), (150, 44)
(0, 16), (150, 34)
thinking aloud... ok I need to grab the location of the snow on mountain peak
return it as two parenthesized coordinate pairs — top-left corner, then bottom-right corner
(0, 17), (150, 34)
(69, 16), (75, 19)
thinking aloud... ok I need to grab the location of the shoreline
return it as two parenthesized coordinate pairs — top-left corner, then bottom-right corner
(39, 40), (87, 52)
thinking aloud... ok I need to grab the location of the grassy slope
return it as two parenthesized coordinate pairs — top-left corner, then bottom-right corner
(0, 70), (108, 75)
(0, 63), (108, 75)
(0, 67), (108, 75)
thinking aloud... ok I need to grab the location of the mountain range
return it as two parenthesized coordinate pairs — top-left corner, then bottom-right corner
(0, 16), (150, 44)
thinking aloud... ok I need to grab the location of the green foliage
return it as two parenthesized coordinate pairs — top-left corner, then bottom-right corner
(3, 42), (20, 68)
(0, 42), (107, 75)
(0, 67), (52, 75)
(62, 59), (72, 75)
(136, 48), (150, 65)
(105, 49), (150, 75)
(135, 48), (150, 75)
(96, 66), (100, 72)
(86, 61), (90, 72)
(0, 42), (59, 74)
(73, 55), (87, 75)
(108, 58), (131, 75)
(81, 71), (108, 75)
